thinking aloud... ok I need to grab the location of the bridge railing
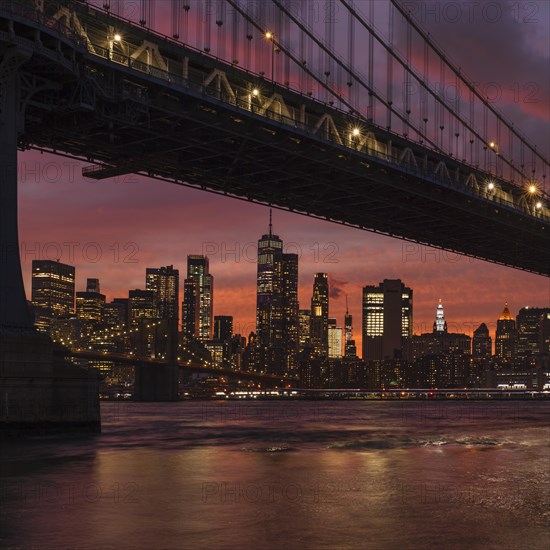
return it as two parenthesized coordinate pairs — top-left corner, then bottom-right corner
(84, 38), (547, 220)
(2, 0), (86, 46)
(92, 59), (548, 215)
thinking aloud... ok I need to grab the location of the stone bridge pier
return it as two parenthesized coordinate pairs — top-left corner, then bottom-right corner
(0, 47), (100, 436)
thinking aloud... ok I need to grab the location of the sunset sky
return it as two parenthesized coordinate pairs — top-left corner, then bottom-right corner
(18, 0), (549, 354)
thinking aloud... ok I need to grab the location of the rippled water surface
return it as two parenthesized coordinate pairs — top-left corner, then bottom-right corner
(1, 400), (549, 549)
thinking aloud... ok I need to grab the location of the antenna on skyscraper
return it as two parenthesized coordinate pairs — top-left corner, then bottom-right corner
(345, 293), (349, 314)
(269, 208), (273, 237)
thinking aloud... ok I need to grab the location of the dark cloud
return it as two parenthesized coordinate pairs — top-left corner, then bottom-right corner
(328, 276), (349, 299)
(395, 0), (550, 154)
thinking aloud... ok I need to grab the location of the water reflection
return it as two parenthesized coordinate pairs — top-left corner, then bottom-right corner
(1, 401), (549, 549)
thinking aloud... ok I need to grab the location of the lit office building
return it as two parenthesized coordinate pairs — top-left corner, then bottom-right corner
(101, 300), (130, 353)
(298, 309), (311, 350)
(256, 215), (284, 352)
(104, 300), (128, 330)
(328, 318), (343, 358)
(495, 303), (517, 364)
(186, 255), (214, 341)
(433, 299), (447, 333)
(76, 278), (106, 322)
(128, 289), (157, 328)
(277, 252), (299, 374)
(255, 214), (299, 375)
(362, 279), (412, 361)
(214, 315), (234, 367)
(205, 340), (224, 368)
(344, 302), (357, 357)
(516, 307), (550, 363)
(412, 301), (470, 360)
(31, 259), (75, 333)
(146, 265), (179, 321)
(472, 323), (492, 360)
(182, 278), (199, 337)
(310, 273), (329, 357)
(214, 315), (233, 342)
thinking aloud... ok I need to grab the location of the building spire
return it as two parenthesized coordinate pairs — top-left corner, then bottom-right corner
(269, 208), (273, 237)
(500, 302), (513, 320)
(345, 293), (349, 314)
(433, 298), (447, 333)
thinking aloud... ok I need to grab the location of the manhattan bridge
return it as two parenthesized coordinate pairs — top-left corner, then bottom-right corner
(0, 0), (548, 418)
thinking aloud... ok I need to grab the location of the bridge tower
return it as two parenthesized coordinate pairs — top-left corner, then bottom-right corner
(0, 48), (32, 329)
(0, 46), (100, 434)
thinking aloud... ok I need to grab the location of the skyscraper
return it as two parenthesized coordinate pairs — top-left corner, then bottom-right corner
(412, 301), (470, 360)
(182, 278), (199, 337)
(76, 278), (106, 322)
(112, 298), (130, 328)
(214, 315), (233, 342)
(344, 297), (357, 357)
(328, 318), (343, 358)
(362, 279), (412, 361)
(433, 299), (447, 333)
(31, 259), (75, 333)
(255, 213), (299, 375)
(128, 289), (157, 328)
(186, 255), (214, 341)
(472, 323), (492, 359)
(516, 307), (550, 363)
(298, 309), (311, 350)
(277, 252), (299, 374)
(146, 265), (179, 321)
(471, 322), (492, 385)
(257, 213), (284, 352)
(495, 303), (517, 364)
(310, 273), (329, 357)
(103, 300), (128, 330)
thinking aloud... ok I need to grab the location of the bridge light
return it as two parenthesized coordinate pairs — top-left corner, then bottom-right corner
(352, 128), (360, 137)
(114, 33), (122, 42)
(252, 88), (259, 96)
(265, 31), (273, 39)
(528, 184), (537, 194)
(536, 201), (542, 209)
(489, 141), (495, 148)
(487, 182), (495, 191)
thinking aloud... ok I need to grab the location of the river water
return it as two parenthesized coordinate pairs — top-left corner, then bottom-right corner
(1, 400), (549, 549)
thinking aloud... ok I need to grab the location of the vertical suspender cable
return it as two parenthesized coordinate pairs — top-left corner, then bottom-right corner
(386, 2), (393, 131)
(346, 2), (354, 108)
(368, 0), (374, 122)
(204, 0), (212, 53)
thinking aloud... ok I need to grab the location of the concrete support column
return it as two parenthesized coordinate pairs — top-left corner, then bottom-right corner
(134, 364), (179, 401)
(0, 49), (32, 328)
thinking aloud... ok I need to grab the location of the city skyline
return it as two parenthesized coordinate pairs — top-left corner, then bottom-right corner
(23, 213), (547, 358)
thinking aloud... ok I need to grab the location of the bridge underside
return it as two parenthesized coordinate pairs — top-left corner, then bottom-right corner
(2, 1), (549, 276)
(31, 89), (549, 275)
